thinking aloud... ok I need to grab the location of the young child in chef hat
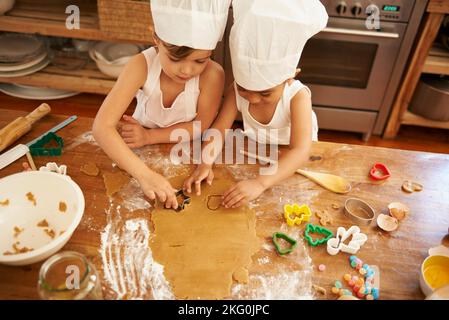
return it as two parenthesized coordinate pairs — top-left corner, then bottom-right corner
(183, 0), (328, 208)
(93, 0), (231, 209)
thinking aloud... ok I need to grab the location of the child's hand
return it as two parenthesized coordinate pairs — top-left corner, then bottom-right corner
(222, 179), (266, 209)
(121, 115), (150, 148)
(138, 171), (178, 209)
(183, 164), (214, 195)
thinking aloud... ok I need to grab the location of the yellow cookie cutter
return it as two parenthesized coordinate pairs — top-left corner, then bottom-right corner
(283, 204), (312, 227)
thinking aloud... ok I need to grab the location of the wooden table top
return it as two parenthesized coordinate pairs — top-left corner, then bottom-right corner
(0, 112), (448, 300)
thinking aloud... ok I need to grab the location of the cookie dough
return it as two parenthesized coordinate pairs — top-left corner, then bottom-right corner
(80, 162), (100, 177)
(103, 170), (130, 197)
(13, 226), (24, 238)
(149, 170), (261, 299)
(59, 201), (67, 213)
(26, 192), (36, 206)
(315, 210), (333, 226)
(232, 267), (249, 284)
(37, 219), (49, 228)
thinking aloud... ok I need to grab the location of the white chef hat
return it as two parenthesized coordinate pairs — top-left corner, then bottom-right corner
(151, 0), (232, 50)
(230, 0), (328, 91)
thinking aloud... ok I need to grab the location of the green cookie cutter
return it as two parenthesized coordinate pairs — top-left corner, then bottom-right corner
(304, 223), (333, 246)
(272, 232), (298, 255)
(29, 132), (64, 156)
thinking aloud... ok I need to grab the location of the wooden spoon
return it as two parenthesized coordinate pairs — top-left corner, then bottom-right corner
(240, 150), (351, 194)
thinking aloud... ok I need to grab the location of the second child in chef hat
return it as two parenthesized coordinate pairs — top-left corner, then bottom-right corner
(93, 0), (231, 211)
(183, 0), (329, 209)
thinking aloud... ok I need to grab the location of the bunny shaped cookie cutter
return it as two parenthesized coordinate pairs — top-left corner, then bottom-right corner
(327, 226), (368, 256)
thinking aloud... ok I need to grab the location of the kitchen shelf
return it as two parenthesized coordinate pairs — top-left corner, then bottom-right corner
(0, 58), (115, 95)
(402, 110), (449, 130)
(0, 0), (155, 96)
(422, 45), (449, 75)
(384, 0), (449, 138)
(0, 0), (150, 43)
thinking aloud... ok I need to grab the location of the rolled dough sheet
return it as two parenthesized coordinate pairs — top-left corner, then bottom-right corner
(149, 169), (261, 299)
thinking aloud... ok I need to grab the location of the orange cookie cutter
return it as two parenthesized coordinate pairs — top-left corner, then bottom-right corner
(283, 204), (312, 227)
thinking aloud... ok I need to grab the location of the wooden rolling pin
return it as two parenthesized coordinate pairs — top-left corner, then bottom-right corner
(0, 103), (51, 152)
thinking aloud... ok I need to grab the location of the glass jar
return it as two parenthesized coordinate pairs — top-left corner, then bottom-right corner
(37, 251), (103, 300)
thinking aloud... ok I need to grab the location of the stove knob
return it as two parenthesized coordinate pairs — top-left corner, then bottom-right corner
(352, 3), (363, 16)
(336, 2), (347, 15)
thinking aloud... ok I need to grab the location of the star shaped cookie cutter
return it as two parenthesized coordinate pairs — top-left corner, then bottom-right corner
(173, 189), (191, 212)
(283, 203), (312, 227)
(327, 226), (368, 256)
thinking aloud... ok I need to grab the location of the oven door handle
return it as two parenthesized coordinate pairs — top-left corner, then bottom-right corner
(322, 27), (400, 39)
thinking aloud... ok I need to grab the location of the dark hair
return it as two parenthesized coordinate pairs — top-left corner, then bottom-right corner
(154, 33), (196, 59)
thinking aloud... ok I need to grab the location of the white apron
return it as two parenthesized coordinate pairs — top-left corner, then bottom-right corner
(132, 47), (199, 128)
(235, 79), (318, 145)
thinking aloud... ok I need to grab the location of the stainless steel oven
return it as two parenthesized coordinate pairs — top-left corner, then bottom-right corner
(298, 0), (428, 140)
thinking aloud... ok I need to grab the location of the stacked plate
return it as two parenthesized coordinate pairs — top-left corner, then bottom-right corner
(0, 33), (50, 77)
(89, 41), (145, 78)
(0, 84), (79, 100)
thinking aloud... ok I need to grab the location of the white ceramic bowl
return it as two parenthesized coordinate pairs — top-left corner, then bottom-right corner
(0, 0), (15, 15)
(419, 255), (449, 297)
(89, 48), (126, 79)
(0, 171), (85, 266)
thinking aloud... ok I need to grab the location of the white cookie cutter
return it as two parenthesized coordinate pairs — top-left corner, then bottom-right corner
(39, 162), (67, 176)
(327, 226), (368, 255)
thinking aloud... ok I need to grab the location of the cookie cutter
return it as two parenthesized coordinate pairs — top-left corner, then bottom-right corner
(29, 132), (64, 156)
(39, 162), (67, 175)
(272, 232), (297, 255)
(174, 189), (191, 212)
(283, 203), (312, 227)
(369, 163), (391, 181)
(344, 198), (375, 226)
(304, 223), (333, 246)
(327, 226), (368, 256)
(206, 194), (222, 211)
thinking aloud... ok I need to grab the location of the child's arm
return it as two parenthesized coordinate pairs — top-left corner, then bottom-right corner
(222, 88), (313, 208)
(120, 61), (225, 147)
(93, 54), (178, 209)
(183, 84), (239, 195)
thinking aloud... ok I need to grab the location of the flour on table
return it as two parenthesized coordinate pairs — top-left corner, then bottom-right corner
(100, 204), (174, 300)
(65, 131), (98, 150)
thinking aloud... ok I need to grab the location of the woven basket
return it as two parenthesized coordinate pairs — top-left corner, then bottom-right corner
(97, 0), (153, 43)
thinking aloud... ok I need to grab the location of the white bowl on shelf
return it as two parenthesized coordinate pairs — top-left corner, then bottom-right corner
(0, 0), (15, 15)
(0, 171), (85, 266)
(89, 41), (144, 79)
(89, 52), (126, 79)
